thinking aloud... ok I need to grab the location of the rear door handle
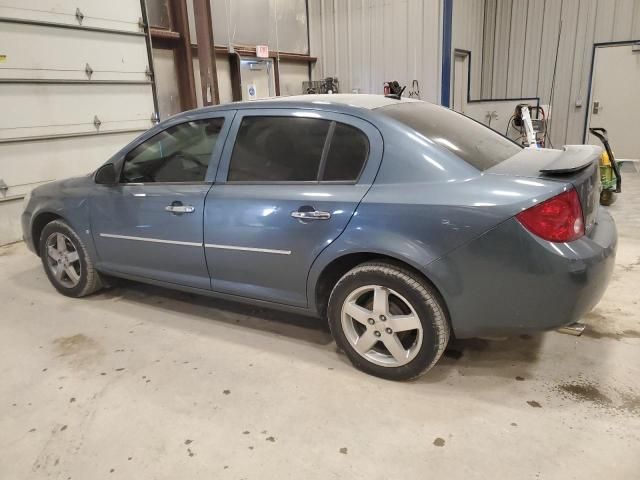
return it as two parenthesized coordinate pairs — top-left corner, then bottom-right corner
(291, 210), (331, 220)
(165, 204), (195, 214)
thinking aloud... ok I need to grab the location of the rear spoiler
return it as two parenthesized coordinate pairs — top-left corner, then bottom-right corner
(486, 145), (602, 177)
(538, 145), (602, 174)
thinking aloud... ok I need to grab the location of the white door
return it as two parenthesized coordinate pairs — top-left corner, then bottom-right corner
(452, 53), (469, 113)
(587, 44), (640, 158)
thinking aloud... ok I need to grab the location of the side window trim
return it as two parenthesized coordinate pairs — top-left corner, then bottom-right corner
(316, 121), (336, 182)
(116, 113), (233, 185)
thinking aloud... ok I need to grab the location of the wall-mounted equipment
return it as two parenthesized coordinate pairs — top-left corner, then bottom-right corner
(303, 77), (339, 94)
(507, 104), (548, 148)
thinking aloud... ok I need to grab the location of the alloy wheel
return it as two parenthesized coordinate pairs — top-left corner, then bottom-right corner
(340, 285), (423, 367)
(45, 232), (81, 288)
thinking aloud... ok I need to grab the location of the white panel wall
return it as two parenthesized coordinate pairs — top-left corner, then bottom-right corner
(479, 0), (640, 145)
(0, 24), (148, 81)
(193, 55), (234, 106)
(0, 0), (142, 32)
(452, 0), (484, 100)
(278, 61), (310, 96)
(1, 84), (153, 139)
(215, 55), (235, 105)
(0, 1), (155, 244)
(308, 0), (442, 103)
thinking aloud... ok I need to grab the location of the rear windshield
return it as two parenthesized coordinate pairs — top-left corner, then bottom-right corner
(378, 102), (522, 171)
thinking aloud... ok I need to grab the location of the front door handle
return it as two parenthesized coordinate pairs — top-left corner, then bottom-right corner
(165, 202), (195, 214)
(291, 209), (331, 220)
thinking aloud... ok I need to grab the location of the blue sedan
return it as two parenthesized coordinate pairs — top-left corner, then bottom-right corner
(21, 95), (616, 380)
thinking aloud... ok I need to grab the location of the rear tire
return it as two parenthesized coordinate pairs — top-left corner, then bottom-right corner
(327, 261), (450, 381)
(39, 220), (103, 298)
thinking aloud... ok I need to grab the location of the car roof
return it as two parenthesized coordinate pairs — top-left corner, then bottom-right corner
(260, 94), (422, 110)
(180, 94), (422, 118)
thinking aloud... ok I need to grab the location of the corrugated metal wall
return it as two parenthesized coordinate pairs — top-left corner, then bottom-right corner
(308, 0), (442, 103)
(480, 0), (640, 145)
(452, 0), (484, 99)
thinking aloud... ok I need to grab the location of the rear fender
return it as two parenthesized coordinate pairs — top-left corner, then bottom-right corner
(306, 176), (566, 315)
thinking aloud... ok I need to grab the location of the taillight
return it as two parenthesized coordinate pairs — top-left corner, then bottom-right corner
(516, 188), (584, 242)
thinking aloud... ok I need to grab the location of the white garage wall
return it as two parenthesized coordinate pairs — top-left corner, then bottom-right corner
(452, 0), (485, 100)
(193, 54), (235, 106)
(214, 55), (235, 104)
(0, 0), (156, 245)
(308, 0), (442, 103)
(278, 61), (310, 96)
(187, 0), (311, 104)
(479, 0), (640, 146)
(0, 0), (143, 32)
(211, 0), (309, 54)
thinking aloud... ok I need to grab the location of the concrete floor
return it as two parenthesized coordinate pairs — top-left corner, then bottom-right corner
(1, 176), (639, 480)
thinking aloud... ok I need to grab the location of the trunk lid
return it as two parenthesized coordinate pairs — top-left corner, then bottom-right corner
(486, 145), (602, 233)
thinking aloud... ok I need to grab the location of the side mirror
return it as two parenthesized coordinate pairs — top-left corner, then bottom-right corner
(95, 163), (118, 185)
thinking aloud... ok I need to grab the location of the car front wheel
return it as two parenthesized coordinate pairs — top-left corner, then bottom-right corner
(328, 261), (450, 380)
(39, 220), (103, 298)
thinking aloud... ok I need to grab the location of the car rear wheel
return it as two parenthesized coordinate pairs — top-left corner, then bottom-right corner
(39, 220), (103, 298)
(327, 261), (450, 380)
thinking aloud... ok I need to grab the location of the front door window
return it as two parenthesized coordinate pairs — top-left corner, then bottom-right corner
(121, 118), (224, 183)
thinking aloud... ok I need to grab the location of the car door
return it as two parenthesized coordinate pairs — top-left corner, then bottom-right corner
(204, 109), (383, 307)
(91, 112), (234, 289)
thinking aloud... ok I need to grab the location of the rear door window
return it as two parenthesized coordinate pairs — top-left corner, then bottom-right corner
(228, 116), (330, 182)
(378, 102), (521, 171)
(227, 116), (369, 183)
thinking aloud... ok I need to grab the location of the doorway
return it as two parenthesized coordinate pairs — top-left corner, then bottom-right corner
(452, 50), (469, 113)
(586, 43), (640, 158)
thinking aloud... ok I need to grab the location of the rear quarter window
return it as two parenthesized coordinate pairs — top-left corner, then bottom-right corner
(321, 123), (369, 181)
(378, 102), (521, 171)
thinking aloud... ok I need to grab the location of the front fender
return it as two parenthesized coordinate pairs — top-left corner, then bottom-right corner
(24, 178), (96, 258)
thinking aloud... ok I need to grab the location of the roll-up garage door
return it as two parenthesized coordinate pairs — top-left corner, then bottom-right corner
(0, 0), (157, 244)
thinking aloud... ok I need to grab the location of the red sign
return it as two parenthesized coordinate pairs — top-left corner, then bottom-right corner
(256, 45), (269, 58)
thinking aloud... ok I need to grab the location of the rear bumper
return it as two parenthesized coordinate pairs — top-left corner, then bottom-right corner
(427, 209), (617, 338)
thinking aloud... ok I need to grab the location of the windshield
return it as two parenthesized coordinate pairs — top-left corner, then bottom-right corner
(378, 102), (522, 171)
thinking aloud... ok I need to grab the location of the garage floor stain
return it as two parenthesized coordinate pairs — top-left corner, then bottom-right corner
(558, 382), (612, 406)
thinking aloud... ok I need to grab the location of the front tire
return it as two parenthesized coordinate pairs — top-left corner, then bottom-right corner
(327, 261), (450, 381)
(39, 220), (103, 298)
